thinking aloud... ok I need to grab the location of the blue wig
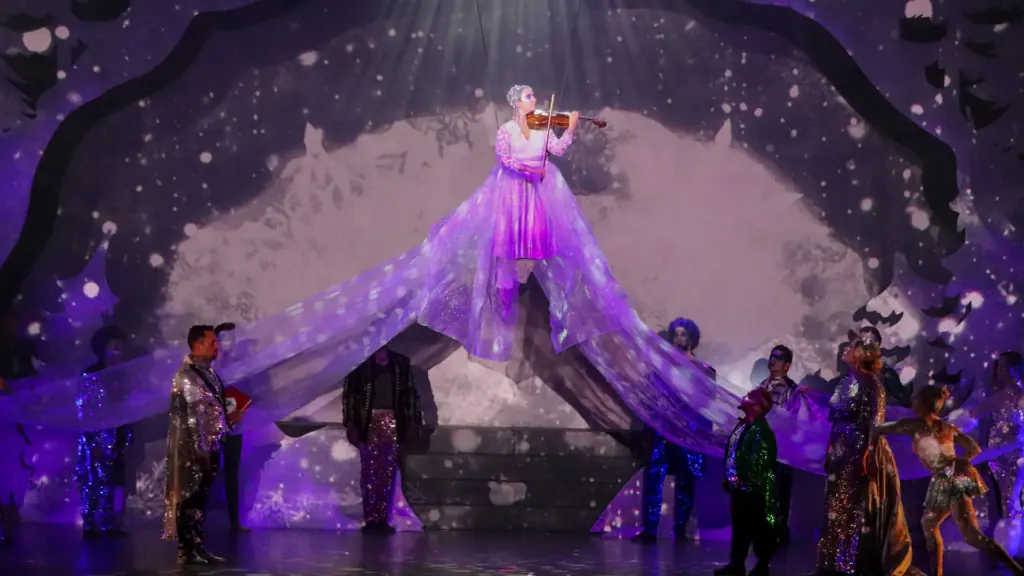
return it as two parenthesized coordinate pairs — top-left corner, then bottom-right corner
(667, 317), (701, 350)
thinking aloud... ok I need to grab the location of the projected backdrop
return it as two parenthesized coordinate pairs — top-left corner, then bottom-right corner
(0, 0), (1021, 530)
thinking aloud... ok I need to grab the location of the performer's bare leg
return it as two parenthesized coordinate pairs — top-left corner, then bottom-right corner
(951, 499), (1024, 576)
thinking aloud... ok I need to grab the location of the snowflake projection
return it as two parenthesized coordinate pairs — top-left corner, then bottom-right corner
(247, 429), (422, 530)
(18, 431), (80, 523)
(126, 460), (167, 521)
(591, 470), (705, 540)
(34, 231), (120, 376)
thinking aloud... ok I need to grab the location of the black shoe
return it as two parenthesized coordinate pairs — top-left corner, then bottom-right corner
(361, 522), (396, 535)
(713, 564), (746, 576)
(673, 527), (698, 541)
(200, 550), (226, 563)
(177, 550), (209, 565)
(750, 562), (769, 576)
(83, 528), (102, 539)
(631, 531), (657, 543)
(104, 527), (129, 538)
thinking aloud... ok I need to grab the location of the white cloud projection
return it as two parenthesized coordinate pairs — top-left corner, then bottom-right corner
(159, 106), (870, 428)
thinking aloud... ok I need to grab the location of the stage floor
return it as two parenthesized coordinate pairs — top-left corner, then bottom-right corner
(0, 524), (1007, 575)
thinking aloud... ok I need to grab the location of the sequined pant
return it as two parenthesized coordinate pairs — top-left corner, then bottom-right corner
(177, 449), (220, 554)
(640, 434), (697, 535)
(76, 429), (121, 531)
(359, 410), (398, 525)
(817, 427), (870, 575)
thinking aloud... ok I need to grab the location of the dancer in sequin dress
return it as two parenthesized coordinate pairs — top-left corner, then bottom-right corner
(816, 339), (920, 576)
(76, 326), (133, 536)
(872, 386), (1023, 576)
(974, 351), (1024, 555)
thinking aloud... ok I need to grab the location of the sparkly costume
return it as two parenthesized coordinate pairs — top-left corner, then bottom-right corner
(638, 360), (713, 539)
(342, 352), (421, 527)
(76, 362), (132, 533)
(722, 415), (778, 572)
(986, 384), (1024, 522)
(758, 375), (797, 542)
(162, 357), (228, 555)
(816, 373), (917, 576)
(874, 417), (1023, 576)
(639, 427), (704, 537)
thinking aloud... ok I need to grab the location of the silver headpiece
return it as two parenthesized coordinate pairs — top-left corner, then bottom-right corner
(506, 84), (530, 107)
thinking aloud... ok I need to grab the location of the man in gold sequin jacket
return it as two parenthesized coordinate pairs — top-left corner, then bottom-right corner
(162, 325), (241, 565)
(715, 388), (779, 576)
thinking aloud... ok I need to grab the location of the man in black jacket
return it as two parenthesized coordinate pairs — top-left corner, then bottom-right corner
(342, 346), (422, 534)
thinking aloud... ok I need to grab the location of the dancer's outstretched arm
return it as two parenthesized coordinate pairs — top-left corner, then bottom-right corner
(869, 418), (917, 443)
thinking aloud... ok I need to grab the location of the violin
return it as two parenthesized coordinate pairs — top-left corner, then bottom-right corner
(526, 110), (607, 130)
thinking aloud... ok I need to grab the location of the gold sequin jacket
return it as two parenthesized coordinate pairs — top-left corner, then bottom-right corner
(161, 357), (228, 540)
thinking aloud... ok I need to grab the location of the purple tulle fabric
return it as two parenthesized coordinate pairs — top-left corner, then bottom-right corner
(0, 132), (1014, 480)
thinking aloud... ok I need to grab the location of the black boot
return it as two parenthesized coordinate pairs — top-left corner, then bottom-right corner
(750, 561), (770, 576)
(713, 564), (746, 576)
(631, 530), (657, 543)
(200, 549), (226, 563)
(177, 549), (209, 566)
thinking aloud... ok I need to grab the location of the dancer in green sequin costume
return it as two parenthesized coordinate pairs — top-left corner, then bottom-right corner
(714, 388), (778, 576)
(872, 386), (1023, 576)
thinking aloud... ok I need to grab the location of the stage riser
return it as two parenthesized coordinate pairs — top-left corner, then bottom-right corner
(402, 426), (639, 532)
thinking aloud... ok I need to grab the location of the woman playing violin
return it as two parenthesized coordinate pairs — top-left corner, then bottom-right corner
(409, 81), (630, 361)
(494, 85), (580, 284)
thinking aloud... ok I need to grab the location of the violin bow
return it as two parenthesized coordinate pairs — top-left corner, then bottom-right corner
(541, 93), (556, 169)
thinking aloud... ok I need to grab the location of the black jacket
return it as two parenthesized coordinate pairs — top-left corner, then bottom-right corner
(342, 352), (422, 444)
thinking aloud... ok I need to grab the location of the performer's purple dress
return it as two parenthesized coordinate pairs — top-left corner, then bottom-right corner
(412, 121), (638, 363)
(491, 121), (570, 264)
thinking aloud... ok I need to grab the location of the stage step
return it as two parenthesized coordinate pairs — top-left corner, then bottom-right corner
(401, 426), (640, 532)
